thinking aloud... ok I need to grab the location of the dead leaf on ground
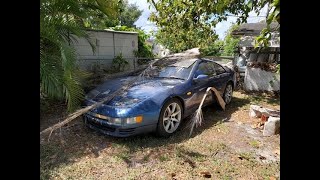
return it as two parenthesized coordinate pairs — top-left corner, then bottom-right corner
(184, 158), (196, 168)
(170, 173), (176, 177)
(273, 149), (280, 155)
(49, 154), (58, 159)
(170, 173), (177, 180)
(199, 171), (212, 178)
(237, 155), (250, 161)
(269, 176), (277, 180)
(259, 156), (266, 160)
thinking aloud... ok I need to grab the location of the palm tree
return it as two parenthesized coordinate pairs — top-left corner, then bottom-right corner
(40, 0), (120, 111)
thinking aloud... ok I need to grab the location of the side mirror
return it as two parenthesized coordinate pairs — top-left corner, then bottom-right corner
(193, 74), (209, 83)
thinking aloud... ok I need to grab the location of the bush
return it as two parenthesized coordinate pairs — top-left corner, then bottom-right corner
(112, 53), (129, 72)
(200, 40), (224, 56)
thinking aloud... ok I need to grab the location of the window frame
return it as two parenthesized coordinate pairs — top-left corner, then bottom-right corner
(213, 62), (227, 75)
(195, 60), (217, 78)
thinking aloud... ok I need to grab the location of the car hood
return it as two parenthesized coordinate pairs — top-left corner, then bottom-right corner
(86, 76), (184, 107)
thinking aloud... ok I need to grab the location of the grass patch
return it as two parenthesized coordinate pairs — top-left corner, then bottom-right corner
(216, 123), (229, 133)
(248, 95), (279, 106)
(142, 154), (150, 162)
(249, 140), (261, 148)
(259, 162), (280, 179)
(211, 143), (227, 155)
(174, 146), (184, 158)
(40, 143), (68, 167)
(40, 143), (70, 180)
(232, 91), (280, 110)
(238, 152), (255, 161)
(159, 154), (169, 162)
(115, 151), (130, 162)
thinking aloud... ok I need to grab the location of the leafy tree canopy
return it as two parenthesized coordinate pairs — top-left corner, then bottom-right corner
(222, 24), (240, 56)
(119, 0), (143, 28)
(199, 40), (224, 56)
(84, 0), (142, 29)
(148, 0), (279, 52)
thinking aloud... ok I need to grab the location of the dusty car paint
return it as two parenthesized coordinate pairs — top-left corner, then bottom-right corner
(83, 58), (235, 137)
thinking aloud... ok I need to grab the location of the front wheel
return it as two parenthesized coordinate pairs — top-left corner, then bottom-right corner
(156, 99), (183, 137)
(223, 83), (233, 104)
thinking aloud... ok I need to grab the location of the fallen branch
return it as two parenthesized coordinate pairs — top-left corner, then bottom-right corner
(40, 87), (124, 136)
(189, 87), (225, 137)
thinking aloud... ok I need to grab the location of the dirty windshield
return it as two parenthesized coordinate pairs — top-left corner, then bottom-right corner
(146, 58), (197, 80)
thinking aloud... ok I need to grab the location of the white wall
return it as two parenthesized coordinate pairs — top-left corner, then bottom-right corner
(244, 67), (280, 91)
(72, 30), (138, 71)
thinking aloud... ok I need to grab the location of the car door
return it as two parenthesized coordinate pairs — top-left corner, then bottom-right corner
(189, 61), (218, 107)
(212, 62), (229, 96)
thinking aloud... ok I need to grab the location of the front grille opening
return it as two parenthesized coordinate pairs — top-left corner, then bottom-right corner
(87, 120), (116, 132)
(118, 128), (135, 135)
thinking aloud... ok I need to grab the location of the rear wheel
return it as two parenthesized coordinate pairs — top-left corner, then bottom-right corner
(157, 98), (183, 137)
(223, 83), (233, 104)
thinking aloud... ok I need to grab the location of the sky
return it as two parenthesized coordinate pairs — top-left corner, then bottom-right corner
(128, 0), (268, 40)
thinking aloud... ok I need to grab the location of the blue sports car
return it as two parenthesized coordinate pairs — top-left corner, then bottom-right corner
(83, 57), (236, 137)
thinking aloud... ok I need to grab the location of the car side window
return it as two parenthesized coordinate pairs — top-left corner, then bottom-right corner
(194, 61), (216, 77)
(214, 63), (226, 75)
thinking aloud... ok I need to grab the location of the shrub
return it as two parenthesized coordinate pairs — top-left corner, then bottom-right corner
(112, 53), (129, 72)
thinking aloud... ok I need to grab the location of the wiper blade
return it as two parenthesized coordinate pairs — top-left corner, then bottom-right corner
(158, 76), (185, 80)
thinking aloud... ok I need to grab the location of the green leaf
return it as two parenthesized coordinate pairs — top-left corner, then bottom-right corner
(267, 11), (275, 25)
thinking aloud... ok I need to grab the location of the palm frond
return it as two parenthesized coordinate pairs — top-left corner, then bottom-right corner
(62, 71), (85, 111)
(40, 51), (64, 99)
(60, 42), (77, 70)
(82, 0), (119, 18)
(41, 0), (88, 19)
(40, 0), (118, 112)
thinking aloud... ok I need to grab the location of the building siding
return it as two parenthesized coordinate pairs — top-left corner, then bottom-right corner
(71, 30), (138, 71)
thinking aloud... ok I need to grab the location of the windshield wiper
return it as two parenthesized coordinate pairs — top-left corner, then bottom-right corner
(158, 76), (185, 80)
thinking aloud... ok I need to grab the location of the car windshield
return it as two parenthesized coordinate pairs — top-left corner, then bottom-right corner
(141, 57), (197, 80)
(148, 63), (195, 80)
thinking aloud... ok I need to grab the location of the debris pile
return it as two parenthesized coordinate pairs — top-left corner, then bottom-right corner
(246, 62), (278, 72)
(249, 105), (280, 136)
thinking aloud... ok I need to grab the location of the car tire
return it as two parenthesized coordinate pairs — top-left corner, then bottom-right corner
(223, 82), (233, 105)
(156, 98), (183, 137)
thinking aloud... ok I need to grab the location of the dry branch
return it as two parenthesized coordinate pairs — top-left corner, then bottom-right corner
(189, 87), (225, 136)
(41, 85), (129, 136)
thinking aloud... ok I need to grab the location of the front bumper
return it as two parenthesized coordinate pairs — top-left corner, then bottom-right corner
(83, 114), (157, 137)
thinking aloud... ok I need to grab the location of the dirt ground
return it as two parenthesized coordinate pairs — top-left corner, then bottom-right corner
(40, 91), (280, 180)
